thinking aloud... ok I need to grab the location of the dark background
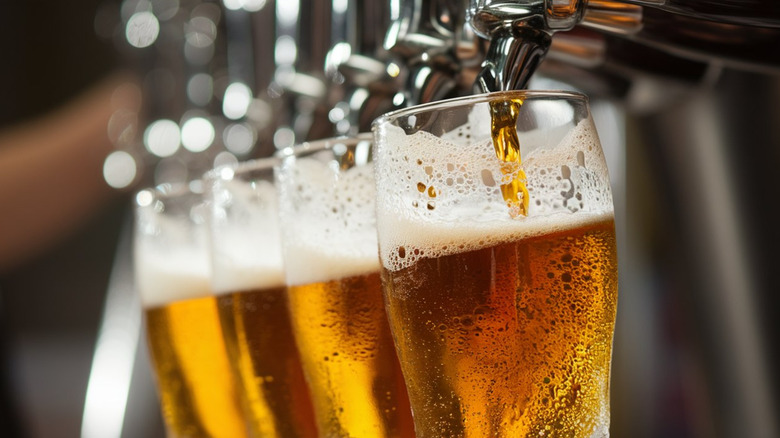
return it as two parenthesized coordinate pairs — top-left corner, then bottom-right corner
(0, 1), (132, 436)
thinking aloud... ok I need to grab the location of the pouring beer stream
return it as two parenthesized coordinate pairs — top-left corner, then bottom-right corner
(469, 0), (580, 218)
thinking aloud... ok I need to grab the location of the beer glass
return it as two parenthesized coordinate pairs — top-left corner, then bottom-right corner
(133, 183), (247, 437)
(373, 91), (618, 437)
(275, 135), (415, 438)
(205, 159), (318, 437)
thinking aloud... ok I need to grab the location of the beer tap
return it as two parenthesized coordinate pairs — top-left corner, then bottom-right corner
(321, 0), (488, 132)
(323, 0), (397, 135)
(468, 0), (582, 91)
(384, 0), (481, 105)
(268, 0), (332, 145)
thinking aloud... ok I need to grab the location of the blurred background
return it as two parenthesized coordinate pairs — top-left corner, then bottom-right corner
(0, 0), (779, 437)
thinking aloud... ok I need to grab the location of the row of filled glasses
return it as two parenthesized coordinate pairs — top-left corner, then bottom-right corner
(133, 91), (619, 438)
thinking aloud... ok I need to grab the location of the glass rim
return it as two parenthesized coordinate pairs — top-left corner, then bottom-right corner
(275, 132), (373, 159)
(134, 180), (205, 206)
(372, 90), (588, 127)
(203, 156), (279, 183)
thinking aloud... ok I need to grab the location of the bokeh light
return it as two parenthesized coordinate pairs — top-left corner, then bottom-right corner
(222, 82), (252, 120)
(273, 127), (295, 149)
(213, 151), (238, 169)
(181, 117), (215, 152)
(103, 151), (137, 189)
(276, 0), (299, 26)
(144, 119), (181, 157)
(187, 73), (213, 106)
(274, 36), (297, 66)
(223, 123), (256, 155)
(223, 0), (266, 11)
(125, 11), (160, 48)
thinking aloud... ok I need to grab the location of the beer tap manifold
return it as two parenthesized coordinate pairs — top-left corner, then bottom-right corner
(468, 0), (780, 94)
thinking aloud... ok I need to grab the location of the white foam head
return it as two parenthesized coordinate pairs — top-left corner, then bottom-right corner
(375, 107), (614, 272)
(135, 243), (212, 308)
(210, 178), (286, 294)
(134, 187), (213, 308)
(276, 148), (379, 286)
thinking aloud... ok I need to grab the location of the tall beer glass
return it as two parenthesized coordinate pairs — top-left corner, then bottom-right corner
(275, 135), (415, 437)
(373, 91), (618, 437)
(134, 183), (247, 437)
(205, 159), (317, 437)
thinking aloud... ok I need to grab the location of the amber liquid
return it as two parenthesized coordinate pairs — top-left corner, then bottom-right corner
(287, 272), (415, 438)
(383, 218), (618, 437)
(489, 98), (529, 218)
(145, 296), (248, 438)
(217, 287), (317, 438)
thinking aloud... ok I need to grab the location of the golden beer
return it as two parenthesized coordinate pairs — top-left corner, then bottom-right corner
(135, 185), (248, 438)
(216, 286), (318, 438)
(145, 294), (247, 438)
(276, 135), (415, 437)
(287, 271), (415, 438)
(382, 216), (617, 437)
(207, 159), (319, 437)
(373, 91), (618, 437)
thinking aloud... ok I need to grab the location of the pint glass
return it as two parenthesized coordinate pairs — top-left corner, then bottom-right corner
(373, 91), (619, 437)
(206, 159), (317, 437)
(275, 135), (415, 437)
(133, 183), (247, 438)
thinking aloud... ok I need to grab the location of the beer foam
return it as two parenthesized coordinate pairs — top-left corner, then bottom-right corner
(277, 158), (380, 286)
(283, 242), (380, 286)
(211, 255), (285, 295)
(376, 115), (614, 271)
(135, 248), (212, 308)
(210, 179), (286, 294)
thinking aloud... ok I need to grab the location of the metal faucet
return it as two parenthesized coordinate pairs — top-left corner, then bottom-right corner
(383, 0), (481, 105)
(468, 0), (584, 91)
(323, 0), (397, 135)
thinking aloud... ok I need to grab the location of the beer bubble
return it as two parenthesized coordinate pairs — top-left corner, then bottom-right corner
(481, 169), (496, 187)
